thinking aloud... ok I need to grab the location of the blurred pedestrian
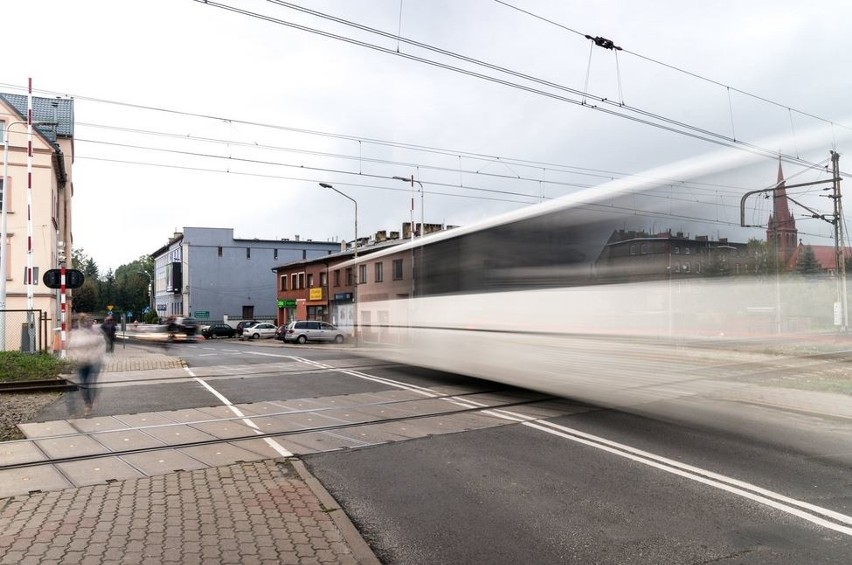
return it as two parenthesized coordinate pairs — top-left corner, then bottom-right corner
(101, 313), (117, 353)
(67, 313), (107, 417)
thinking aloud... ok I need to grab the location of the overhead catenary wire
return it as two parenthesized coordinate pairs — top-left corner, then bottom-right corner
(192, 0), (837, 172)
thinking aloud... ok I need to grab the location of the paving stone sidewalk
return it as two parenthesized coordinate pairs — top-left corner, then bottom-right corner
(1, 344), (379, 565)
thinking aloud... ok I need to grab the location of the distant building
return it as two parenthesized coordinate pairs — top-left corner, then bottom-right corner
(274, 222), (451, 335)
(151, 227), (339, 324)
(594, 229), (756, 281)
(767, 162), (851, 274)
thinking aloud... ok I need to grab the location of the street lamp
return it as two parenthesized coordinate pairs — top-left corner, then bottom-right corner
(393, 175), (426, 297)
(392, 175), (425, 240)
(136, 270), (154, 321)
(1, 118), (57, 350)
(319, 182), (359, 346)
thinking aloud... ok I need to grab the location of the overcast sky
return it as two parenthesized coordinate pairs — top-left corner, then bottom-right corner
(3, 0), (851, 272)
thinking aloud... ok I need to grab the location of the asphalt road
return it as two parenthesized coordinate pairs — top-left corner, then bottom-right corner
(35, 338), (852, 563)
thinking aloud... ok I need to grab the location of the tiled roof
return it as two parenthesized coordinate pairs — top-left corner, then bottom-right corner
(0, 92), (74, 144)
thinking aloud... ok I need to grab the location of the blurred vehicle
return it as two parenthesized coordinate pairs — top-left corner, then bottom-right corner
(201, 323), (238, 339)
(240, 322), (278, 340)
(282, 321), (346, 344)
(168, 316), (198, 336)
(333, 150), (838, 411)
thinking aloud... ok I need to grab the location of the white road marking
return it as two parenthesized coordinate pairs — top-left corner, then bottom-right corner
(277, 356), (852, 537)
(183, 366), (292, 457)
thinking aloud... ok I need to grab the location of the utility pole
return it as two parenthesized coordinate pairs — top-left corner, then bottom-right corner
(830, 151), (848, 331)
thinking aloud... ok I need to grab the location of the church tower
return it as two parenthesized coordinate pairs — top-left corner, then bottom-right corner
(766, 161), (798, 267)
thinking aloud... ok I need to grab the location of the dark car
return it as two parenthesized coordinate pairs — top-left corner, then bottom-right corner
(283, 321), (346, 344)
(202, 323), (238, 339)
(274, 324), (288, 341)
(235, 320), (258, 336)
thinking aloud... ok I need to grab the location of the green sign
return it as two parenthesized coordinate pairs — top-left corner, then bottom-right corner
(278, 299), (296, 308)
(194, 311), (210, 319)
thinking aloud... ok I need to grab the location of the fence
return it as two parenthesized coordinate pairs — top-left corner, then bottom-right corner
(0, 309), (49, 353)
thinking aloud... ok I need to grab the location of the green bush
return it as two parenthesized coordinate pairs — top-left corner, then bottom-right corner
(0, 351), (73, 383)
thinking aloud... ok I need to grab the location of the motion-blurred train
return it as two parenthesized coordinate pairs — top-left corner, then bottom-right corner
(340, 155), (839, 409)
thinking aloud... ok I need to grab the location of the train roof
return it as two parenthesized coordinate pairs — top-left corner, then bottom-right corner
(337, 145), (753, 267)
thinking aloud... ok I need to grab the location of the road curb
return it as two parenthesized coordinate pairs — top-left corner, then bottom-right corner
(288, 458), (381, 565)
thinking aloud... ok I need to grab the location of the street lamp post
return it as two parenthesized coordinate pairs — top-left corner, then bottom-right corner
(1, 118), (57, 351)
(393, 175), (425, 297)
(392, 175), (424, 240)
(319, 183), (358, 346)
(136, 270), (154, 322)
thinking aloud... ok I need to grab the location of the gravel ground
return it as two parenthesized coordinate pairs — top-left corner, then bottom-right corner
(0, 392), (62, 441)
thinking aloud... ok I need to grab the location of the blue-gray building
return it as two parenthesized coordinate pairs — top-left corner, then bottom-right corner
(151, 227), (340, 324)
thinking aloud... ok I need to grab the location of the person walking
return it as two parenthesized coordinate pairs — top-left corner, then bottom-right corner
(101, 313), (117, 353)
(67, 313), (107, 417)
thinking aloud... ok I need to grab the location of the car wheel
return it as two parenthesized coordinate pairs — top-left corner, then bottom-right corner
(297, 335), (307, 344)
(251, 333), (259, 340)
(334, 335), (344, 344)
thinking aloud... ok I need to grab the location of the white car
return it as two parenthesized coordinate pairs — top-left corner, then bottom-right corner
(240, 322), (278, 340)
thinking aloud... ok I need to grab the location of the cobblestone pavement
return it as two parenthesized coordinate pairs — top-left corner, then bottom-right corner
(0, 343), (380, 565)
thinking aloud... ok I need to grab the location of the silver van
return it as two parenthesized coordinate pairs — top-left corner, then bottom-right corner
(283, 321), (346, 344)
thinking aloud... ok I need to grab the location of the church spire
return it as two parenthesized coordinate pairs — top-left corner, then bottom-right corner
(766, 160), (798, 267)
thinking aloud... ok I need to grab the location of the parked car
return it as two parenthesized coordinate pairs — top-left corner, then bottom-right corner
(201, 323), (238, 339)
(240, 322), (278, 340)
(282, 321), (346, 344)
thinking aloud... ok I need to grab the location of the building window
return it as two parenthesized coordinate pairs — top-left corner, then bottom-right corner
(640, 243), (649, 255)
(298, 273), (305, 289)
(280, 275), (287, 291)
(346, 268), (354, 286)
(674, 247), (680, 254)
(630, 244), (637, 256)
(246, 248), (251, 259)
(375, 262), (383, 282)
(291, 274), (297, 289)
(682, 263), (690, 273)
(359, 264), (367, 284)
(307, 273), (314, 288)
(0, 178), (11, 212)
(320, 272), (327, 287)
(334, 269), (341, 287)
(392, 259), (403, 280)
(685, 248), (690, 255)
(218, 246), (223, 257)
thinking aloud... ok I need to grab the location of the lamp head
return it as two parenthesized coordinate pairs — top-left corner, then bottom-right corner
(319, 183), (333, 189)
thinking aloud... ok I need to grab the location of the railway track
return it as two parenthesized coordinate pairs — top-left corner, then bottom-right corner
(1, 386), (579, 477)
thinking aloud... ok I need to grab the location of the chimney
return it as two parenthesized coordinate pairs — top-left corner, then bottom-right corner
(375, 230), (387, 242)
(389, 231), (400, 240)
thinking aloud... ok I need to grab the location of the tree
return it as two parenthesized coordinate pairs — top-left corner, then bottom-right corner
(794, 245), (823, 276)
(69, 248), (99, 314)
(746, 238), (770, 276)
(115, 256), (154, 321)
(72, 248), (99, 278)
